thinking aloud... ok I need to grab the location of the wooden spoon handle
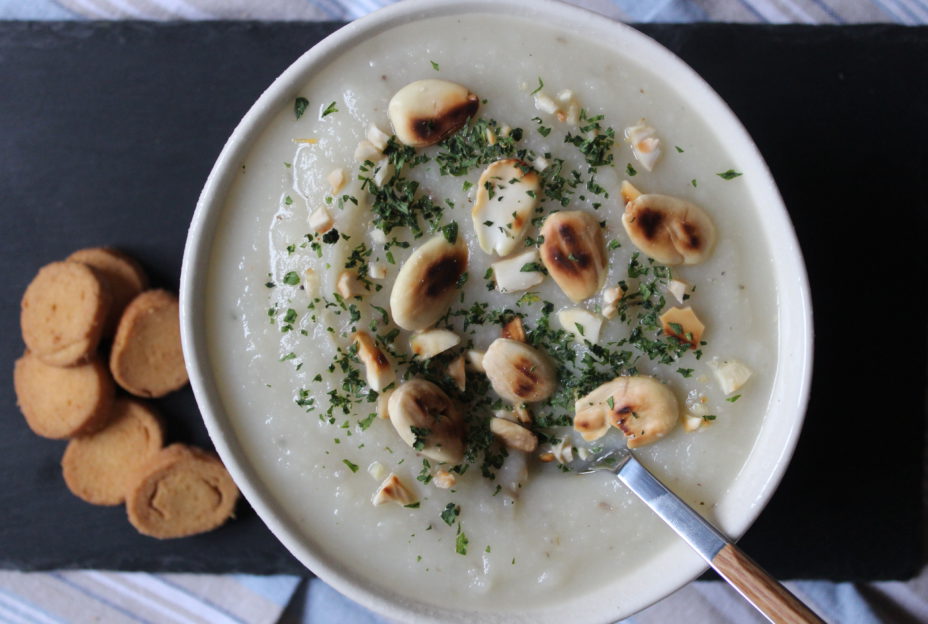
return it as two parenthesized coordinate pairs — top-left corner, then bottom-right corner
(615, 455), (824, 624)
(711, 543), (824, 624)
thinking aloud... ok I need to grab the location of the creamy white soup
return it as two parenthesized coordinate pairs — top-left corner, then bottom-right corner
(205, 13), (776, 613)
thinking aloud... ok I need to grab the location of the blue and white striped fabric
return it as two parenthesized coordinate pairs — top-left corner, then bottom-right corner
(0, 1), (925, 623)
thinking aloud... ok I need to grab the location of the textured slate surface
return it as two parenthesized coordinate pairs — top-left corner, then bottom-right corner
(0, 21), (924, 579)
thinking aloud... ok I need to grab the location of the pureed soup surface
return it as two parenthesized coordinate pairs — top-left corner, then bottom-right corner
(207, 13), (777, 613)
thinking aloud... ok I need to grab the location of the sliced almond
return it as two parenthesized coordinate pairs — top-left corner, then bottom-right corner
(409, 328), (460, 359)
(539, 211), (607, 302)
(372, 473), (417, 507)
(573, 405), (611, 441)
(366, 123), (391, 152)
(389, 235), (467, 331)
(603, 286), (623, 305)
(368, 262), (387, 280)
(367, 460), (388, 481)
(471, 159), (540, 256)
(327, 168), (346, 194)
(376, 388), (394, 420)
(353, 331), (395, 392)
(433, 470), (457, 489)
(620, 180), (643, 204)
(492, 249), (545, 293)
(501, 317), (526, 342)
(337, 270), (363, 300)
(388, 79), (479, 147)
(682, 413), (707, 432)
(557, 308), (603, 343)
(483, 338), (556, 404)
(666, 278), (689, 304)
(490, 417), (538, 453)
(622, 193), (716, 265)
(447, 355), (466, 391)
(624, 120), (662, 172)
(309, 205), (334, 233)
(466, 349), (486, 372)
(708, 358), (753, 395)
(388, 378), (465, 464)
(354, 139), (382, 163)
(659, 306), (705, 348)
(575, 376), (679, 448)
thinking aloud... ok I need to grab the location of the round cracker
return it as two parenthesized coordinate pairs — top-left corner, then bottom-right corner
(68, 247), (149, 337)
(21, 261), (111, 366)
(13, 351), (114, 439)
(126, 444), (239, 539)
(110, 289), (188, 398)
(62, 398), (164, 506)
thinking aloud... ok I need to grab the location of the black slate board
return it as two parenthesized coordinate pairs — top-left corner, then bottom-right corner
(0, 22), (924, 581)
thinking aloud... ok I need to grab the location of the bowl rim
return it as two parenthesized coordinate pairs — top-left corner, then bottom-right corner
(180, 1), (814, 622)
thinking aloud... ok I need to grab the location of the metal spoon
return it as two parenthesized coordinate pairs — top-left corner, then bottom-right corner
(575, 449), (824, 624)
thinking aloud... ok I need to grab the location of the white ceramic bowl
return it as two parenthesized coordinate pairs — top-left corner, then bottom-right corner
(180, 1), (813, 621)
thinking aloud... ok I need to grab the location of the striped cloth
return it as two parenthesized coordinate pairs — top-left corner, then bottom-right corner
(0, 1), (925, 623)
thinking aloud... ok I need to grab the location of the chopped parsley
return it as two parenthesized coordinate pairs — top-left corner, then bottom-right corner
(726, 394), (742, 403)
(530, 76), (544, 96)
(294, 97), (309, 119)
(342, 459), (359, 473)
(282, 271), (300, 286)
(440, 503), (460, 526)
(626, 163), (638, 176)
(430, 60), (440, 71)
(321, 101), (339, 117)
(441, 221), (459, 244)
(716, 169), (742, 180)
(455, 524), (469, 555)
(410, 426), (431, 451)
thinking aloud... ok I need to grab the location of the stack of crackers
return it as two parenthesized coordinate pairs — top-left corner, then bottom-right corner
(14, 248), (239, 539)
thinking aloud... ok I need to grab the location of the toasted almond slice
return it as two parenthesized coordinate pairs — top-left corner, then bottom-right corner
(539, 211), (607, 302)
(573, 405), (611, 441)
(388, 80), (479, 147)
(126, 444), (239, 539)
(353, 331), (395, 392)
(447, 355), (466, 391)
(492, 249), (545, 293)
(501, 317), (526, 342)
(410, 328), (460, 359)
(309, 205), (335, 233)
(472, 159), (540, 256)
(21, 261), (111, 366)
(575, 376), (679, 448)
(337, 270), (363, 300)
(622, 193), (716, 265)
(483, 338), (556, 404)
(557, 308), (603, 343)
(14, 351), (114, 439)
(433, 470), (456, 489)
(372, 473), (418, 506)
(388, 379), (465, 464)
(390, 235), (467, 331)
(490, 417), (538, 452)
(659, 306), (705, 348)
(110, 290), (187, 398)
(62, 398), (164, 506)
